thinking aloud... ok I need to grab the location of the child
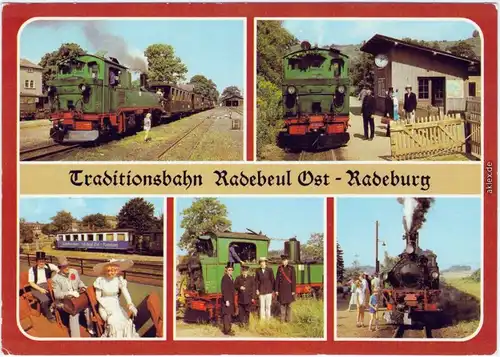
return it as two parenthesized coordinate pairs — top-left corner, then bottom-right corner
(355, 280), (365, 327)
(368, 288), (380, 331)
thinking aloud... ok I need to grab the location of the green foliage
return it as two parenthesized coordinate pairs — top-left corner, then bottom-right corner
(468, 269), (481, 282)
(401, 37), (441, 50)
(81, 213), (110, 230)
(41, 223), (58, 236)
(220, 86), (242, 100)
(301, 233), (324, 260)
(20, 218), (35, 243)
(131, 78), (140, 89)
(144, 44), (188, 84)
(336, 243), (345, 282)
(117, 197), (158, 233)
(256, 20), (299, 85)
(349, 51), (374, 95)
(256, 76), (283, 158)
(178, 198), (232, 251)
(446, 41), (478, 59)
(189, 75), (219, 103)
(50, 210), (74, 232)
(472, 30), (480, 38)
(38, 43), (86, 89)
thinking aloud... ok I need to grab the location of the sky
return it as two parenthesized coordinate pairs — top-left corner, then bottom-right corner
(175, 197), (324, 254)
(282, 19), (479, 46)
(20, 197), (165, 222)
(336, 197), (482, 270)
(20, 19), (244, 93)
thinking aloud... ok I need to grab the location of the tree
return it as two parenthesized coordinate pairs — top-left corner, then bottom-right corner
(144, 44), (188, 83)
(178, 198), (231, 251)
(257, 20), (299, 85)
(50, 210), (74, 232)
(446, 41), (477, 59)
(81, 213), (109, 230)
(20, 219), (35, 244)
(155, 214), (164, 230)
(117, 198), (158, 233)
(220, 86), (242, 99)
(337, 243), (345, 283)
(380, 251), (399, 272)
(350, 51), (375, 94)
(131, 78), (141, 89)
(301, 233), (324, 260)
(41, 223), (58, 236)
(401, 37), (440, 50)
(472, 30), (480, 38)
(39, 43), (86, 89)
(256, 75), (283, 157)
(188, 75), (219, 103)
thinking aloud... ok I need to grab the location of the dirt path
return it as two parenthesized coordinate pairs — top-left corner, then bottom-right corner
(176, 320), (263, 338)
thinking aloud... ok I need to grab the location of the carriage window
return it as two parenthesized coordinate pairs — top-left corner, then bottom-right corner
(97, 234), (104, 241)
(87, 234), (94, 241)
(229, 242), (257, 264)
(330, 59), (344, 77)
(65, 234), (70, 241)
(106, 234), (114, 241)
(117, 234), (126, 241)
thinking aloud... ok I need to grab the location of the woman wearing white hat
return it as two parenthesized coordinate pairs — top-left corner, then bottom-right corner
(93, 259), (139, 338)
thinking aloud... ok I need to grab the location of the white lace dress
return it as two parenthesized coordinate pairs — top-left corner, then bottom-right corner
(94, 276), (139, 338)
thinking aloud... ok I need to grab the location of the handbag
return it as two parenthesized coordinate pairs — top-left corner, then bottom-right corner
(62, 293), (90, 315)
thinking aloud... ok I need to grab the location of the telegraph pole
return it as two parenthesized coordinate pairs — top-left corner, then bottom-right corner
(375, 220), (379, 274)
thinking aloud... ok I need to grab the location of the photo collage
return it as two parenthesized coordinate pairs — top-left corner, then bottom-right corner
(3, 2), (496, 356)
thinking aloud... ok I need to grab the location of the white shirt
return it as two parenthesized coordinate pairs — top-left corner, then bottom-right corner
(28, 263), (59, 284)
(372, 277), (380, 289)
(144, 117), (151, 131)
(361, 278), (368, 293)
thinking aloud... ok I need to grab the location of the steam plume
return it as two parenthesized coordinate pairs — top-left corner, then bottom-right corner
(29, 20), (147, 72)
(397, 197), (435, 234)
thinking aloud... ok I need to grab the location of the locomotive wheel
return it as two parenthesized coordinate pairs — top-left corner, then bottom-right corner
(423, 326), (433, 338)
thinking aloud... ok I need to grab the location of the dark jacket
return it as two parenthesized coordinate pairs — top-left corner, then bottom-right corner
(255, 267), (275, 295)
(361, 95), (376, 118)
(384, 95), (394, 118)
(275, 265), (296, 304)
(221, 274), (235, 315)
(234, 274), (256, 305)
(404, 92), (417, 112)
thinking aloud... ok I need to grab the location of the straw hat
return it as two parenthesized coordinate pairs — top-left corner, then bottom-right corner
(405, 84), (412, 89)
(57, 256), (69, 267)
(259, 257), (268, 262)
(93, 259), (134, 275)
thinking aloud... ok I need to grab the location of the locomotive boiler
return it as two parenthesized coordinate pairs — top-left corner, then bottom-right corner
(278, 41), (351, 151)
(177, 230), (324, 322)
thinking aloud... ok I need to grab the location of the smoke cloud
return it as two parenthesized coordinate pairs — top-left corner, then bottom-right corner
(397, 197), (435, 234)
(29, 20), (148, 72)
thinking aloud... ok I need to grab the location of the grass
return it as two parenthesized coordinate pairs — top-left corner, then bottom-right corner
(444, 277), (481, 300)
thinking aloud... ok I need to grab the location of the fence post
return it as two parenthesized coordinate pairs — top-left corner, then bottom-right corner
(80, 259), (84, 275)
(464, 113), (472, 155)
(27, 253), (30, 265)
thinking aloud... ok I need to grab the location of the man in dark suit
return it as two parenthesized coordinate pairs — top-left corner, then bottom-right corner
(255, 257), (275, 320)
(361, 87), (376, 140)
(221, 262), (236, 335)
(275, 254), (296, 323)
(234, 265), (255, 328)
(403, 84), (417, 123)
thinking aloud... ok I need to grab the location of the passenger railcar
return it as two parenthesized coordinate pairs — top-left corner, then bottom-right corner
(278, 41), (351, 151)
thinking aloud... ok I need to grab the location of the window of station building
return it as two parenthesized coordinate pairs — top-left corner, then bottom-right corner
(418, 78), (429, 99)
(97, 234), (104, 241)
(468, 82), (477, 97)
(228, 242), (257, 263)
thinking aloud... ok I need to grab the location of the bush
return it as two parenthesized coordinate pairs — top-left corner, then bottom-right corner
(256, 75), (283, 158)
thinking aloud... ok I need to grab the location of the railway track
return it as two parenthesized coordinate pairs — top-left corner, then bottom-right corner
(157, 114), (216, 160)
(284, 148), (346, 161)
(20, 143), (80, 161)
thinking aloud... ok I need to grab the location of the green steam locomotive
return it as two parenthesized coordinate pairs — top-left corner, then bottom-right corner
(47, 53), (213, 143)
(278, 41), (351, 150)
(177, 230), (324, 322)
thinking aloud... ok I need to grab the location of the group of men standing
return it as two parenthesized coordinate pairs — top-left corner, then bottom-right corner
(220, 255), (297, 336)
(359, 84), (418, 139)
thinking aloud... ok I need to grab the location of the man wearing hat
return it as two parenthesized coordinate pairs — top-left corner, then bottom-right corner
(221, 262), (236, 335)
(52, 256), (94, 337)
(361, 87), (376, 140)
(28, 251), (59, 322)
(403, 84), (417, 123)
(255, 257), (275, 320)
(275, 254), (296, 323)
(234, 265), (255, 328)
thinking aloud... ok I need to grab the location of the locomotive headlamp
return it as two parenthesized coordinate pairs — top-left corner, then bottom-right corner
(405, 244), (415, 254)
(287, 86), (296, 95)
(337, 85), (346, 94)
(431, 271), (439, 279)
(79, 84), (86, 92)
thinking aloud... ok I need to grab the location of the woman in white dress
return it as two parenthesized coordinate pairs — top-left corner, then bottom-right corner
(93, 259), (139, 338)
(355, 280), (365, 327)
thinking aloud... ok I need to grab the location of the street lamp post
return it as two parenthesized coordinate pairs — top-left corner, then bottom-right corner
(375, 221), (387, 275)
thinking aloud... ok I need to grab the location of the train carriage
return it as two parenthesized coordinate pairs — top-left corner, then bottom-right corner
(177, 230), (324, 322)
(278, 41), (351, 151)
